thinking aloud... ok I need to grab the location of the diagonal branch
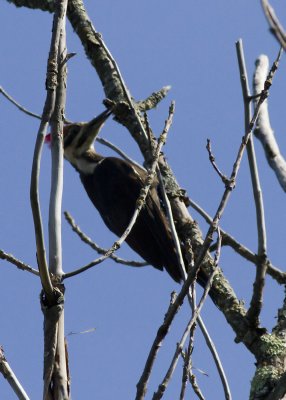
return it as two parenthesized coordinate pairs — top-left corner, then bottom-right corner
(261, 0), (286, 49)
(152, 231), (223, 400)
(189, 198), (286, 284)
(0, 346), (30, 400)
(0, 249), (39, 276)
(0, 86), (42, 119)
(64, 211), (147, 267)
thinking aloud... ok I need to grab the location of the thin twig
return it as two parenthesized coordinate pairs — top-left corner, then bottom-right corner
(64, 211), (148, 267)
(157, 168), (185, 275)
(197, 315), (231, 399)
(189, 198), (286, 284)
(180, 351), (205, 400)
(96, 136), (146, 172)
(179, 323), (196, 400)
(0, 249), (39, 276)
(152, 231), (222, 400)
(236, 39), (268, 327)
(136, 292), (178, 400)
(63, 102), (175, 280)
(261, 0), (286, 49)
(0, 346), (30, 400)
(206, 139), (228, 184)
(0, 86), (42, 119)
(0, 86), (72, 124)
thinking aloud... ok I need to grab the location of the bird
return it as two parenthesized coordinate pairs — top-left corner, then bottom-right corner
(45, 108), (185, 283)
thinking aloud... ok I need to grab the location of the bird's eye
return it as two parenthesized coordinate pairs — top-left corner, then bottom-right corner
(64, 125), (81, 148)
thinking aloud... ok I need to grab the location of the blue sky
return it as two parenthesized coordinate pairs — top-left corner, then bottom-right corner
(1, 1), (286, 399)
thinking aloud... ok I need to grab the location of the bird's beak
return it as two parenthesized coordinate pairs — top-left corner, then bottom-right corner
(85, 108), (113, 140)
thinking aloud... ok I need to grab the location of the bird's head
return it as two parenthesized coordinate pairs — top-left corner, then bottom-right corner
(45, 109), (112, 167)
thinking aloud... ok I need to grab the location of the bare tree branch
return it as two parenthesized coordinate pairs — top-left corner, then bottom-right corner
(43, 1), (69, 397)
(0, 249), (39, 276)
(30, 13), (60, 302)
(0, 346), (30, 400)
(253, 52), (286, 191)
(261, 0), (286, 49)
(264, 371), (286, 400)
(0, 86), (42, 119)
(64, 211), (148, 267)
(189, 198), (286, 284)
(236, 39), (267, 327)
(206, 139), (228, 184)
(137, 86), (171, 112)
(152, 231), (223, 400)
(96, 137), (145, 171)
(181, 349), (206, 400)
(156, 163), (231, 398)
(135, 292), (178, 400)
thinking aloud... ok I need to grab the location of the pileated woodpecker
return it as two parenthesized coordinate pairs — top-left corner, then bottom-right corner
(47, 108), (184, 283)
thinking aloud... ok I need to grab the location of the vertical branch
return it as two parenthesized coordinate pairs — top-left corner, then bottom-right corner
(236, 39), (267, 326)
(44, 1), (69, 399)
(48, 3), (69, 398)
(48, 4), (67, 277)
(27, 0), (69, 398)
(236, 39), (267, 257)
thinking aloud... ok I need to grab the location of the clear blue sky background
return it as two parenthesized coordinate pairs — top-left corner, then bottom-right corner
(1, 1), (286, 399)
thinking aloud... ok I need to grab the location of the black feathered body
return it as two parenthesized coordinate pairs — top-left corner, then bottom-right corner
(79, 156), (182, 283)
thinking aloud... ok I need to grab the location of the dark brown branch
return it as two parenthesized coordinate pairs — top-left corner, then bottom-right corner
(265, 371), (286, 400)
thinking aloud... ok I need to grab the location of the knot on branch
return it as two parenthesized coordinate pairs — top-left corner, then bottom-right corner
(46, 60), (58, 90)
(40, 285), (65, 310)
